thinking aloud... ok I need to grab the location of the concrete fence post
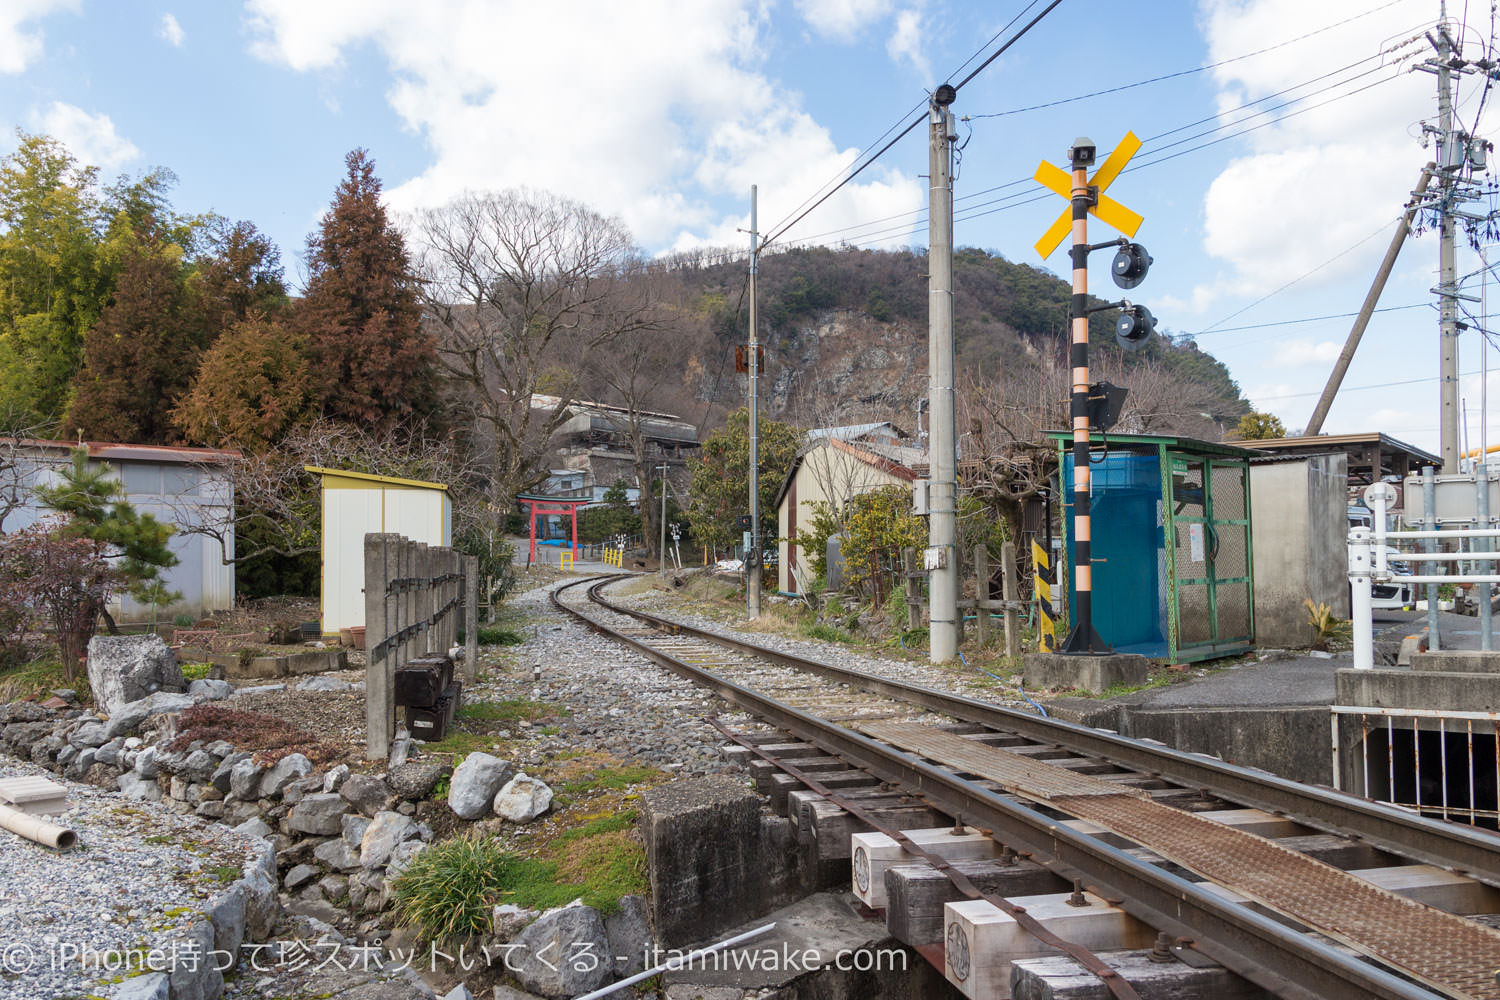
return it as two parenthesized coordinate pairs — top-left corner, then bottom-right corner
(464, 554), (479, 684)
(903, 548), (919, 631)
(364, 533), (399, 760)
(974, 545), (990, 647)
(1002, 541), (1020, 659)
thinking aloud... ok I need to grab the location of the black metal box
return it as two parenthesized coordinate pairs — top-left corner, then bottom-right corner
(394, 654), (454, 708)
(405, 680), (460, 741)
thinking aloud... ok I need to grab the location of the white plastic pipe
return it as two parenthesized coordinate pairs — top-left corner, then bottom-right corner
(0, 802), (76, 850)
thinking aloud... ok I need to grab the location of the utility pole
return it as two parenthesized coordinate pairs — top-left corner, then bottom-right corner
(1438, 9), (1460, 473)
(927, 85), (959, 663)
(658, 463), (669, 578)
(1416, 2), (1493, 471)
(747, 185), (762, 618)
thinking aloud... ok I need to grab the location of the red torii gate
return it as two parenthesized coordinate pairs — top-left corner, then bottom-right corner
(517, 495), (588, 564)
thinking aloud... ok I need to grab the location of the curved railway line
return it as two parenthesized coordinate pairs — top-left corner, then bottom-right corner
(551, 574), (1500, 1000)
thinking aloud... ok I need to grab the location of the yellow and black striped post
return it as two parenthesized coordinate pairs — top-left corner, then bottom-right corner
(1061, 141), (1108, 654)
(1031, 539), (1056, 651)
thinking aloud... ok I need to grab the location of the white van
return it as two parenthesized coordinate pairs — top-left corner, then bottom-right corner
(1371, 547), (1414, 611)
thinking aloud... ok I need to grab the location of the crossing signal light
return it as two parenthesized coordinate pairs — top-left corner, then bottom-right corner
(1111, 242), (1152, 289)
(1115, 303), (1155, 351)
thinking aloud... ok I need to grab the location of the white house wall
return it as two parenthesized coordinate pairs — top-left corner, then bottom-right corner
(323, 488), (385, 633)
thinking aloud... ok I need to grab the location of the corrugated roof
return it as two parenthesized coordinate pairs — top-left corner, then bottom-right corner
(304, 466), (448, 491)
(5, 438), (241, 465)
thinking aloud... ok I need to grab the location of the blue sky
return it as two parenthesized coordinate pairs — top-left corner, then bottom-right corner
(1, 0), (1495, 456)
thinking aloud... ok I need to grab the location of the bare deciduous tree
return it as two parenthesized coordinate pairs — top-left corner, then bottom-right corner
(412, 189), (652, 523)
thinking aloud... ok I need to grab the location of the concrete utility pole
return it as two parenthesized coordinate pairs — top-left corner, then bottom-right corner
(927, 85), (959, 663)
(748, 186), (762, 618)
(1438, 11), (1460, 473)
(658, 463), (670, 578)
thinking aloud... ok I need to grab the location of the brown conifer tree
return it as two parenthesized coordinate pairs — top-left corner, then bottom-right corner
(300, 149), (436, 429)
(64, 231), (206, 444)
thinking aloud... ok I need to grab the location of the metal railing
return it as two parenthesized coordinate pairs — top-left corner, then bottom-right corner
(1331, 704), (1500, 826)
(1348, 480), (1498, 669)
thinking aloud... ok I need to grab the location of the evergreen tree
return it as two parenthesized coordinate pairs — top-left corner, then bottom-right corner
(300, 149), (436, 429)
(196, 218), (287, 329)
(64, 229), (207, 443)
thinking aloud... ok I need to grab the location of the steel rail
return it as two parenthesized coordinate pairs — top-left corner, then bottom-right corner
(550, 577), (1445, 999)
(563, 574), (1500, 889)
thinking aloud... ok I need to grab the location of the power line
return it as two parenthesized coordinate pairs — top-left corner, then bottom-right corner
(1189, 303), (1430, 338)
(965, 0), (1417, 120)
(760, 0), (1064, 249)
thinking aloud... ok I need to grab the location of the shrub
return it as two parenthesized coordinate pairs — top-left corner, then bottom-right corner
(0, 520), (111, 680)
(167, 704), (341, 764)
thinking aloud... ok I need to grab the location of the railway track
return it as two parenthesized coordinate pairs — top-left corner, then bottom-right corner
(551, 574), (1500, 1000)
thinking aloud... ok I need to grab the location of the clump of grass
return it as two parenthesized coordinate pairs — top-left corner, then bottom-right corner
(801, 621), (853, 643)
(458, 698), (565, 723)
(391, 824), (649, 943)
(390, 835), (513, 943)
(556, 766), (664, 797)
(0, 658), (90, 703)
(457, 626), (524, 646)
(1304, 598), (1353, 649)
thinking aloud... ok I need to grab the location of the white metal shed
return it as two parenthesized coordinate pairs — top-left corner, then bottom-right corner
(306, 466), (452, 634)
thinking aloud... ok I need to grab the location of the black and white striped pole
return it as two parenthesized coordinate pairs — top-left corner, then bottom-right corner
(1061, 138), (1108, 653)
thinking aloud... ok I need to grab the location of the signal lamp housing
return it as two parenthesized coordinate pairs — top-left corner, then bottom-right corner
(1115, 303), (1156, 351)
(1111, 242), (1152, 289)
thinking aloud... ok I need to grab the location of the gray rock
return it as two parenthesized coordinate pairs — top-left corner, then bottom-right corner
(287, 793), (347, 836)
(313, 837), (361, 872)
(284, 863), (319, 890)
(56, 744), (77, 766)
(104, 691), (195, 739)
(187, 678), (233, 701)
(111, 971), (169, 999)
(360, 810), (418, 868)
(440, 986), (474, 1000)
(340, 772), (395, 817)
(68, 721), (108, 748)
(341, 812), (371, 848)
(386, 838), (426, 877)
(493, 773), (552, 823)
(233, 816), (272, 839)
(491, 903), (537, 942)
(237, 841), (280, 939)
(86, 633), (185, 715)
(297, 676), (362, 692)
(508, 902), (611, 998)
(133, 745), (159, 779)
(322, 763), (350, 793)
(117, 771), (161, 801)
(179, 748), (217, 783)
(231, 683), (285, 696)
(605, 894), (652, 977)
(318, 874), (349, 901)
(447, 752), (514, 820)
(165, 918), (221, 1000)
(261, 752), (312, 797)
(388, 761), (446, 799)
(228, 757), (265, 800)
(210, 751), (249, 794)
(492, 989), (548, 1000)
(205, 882), (247, 957)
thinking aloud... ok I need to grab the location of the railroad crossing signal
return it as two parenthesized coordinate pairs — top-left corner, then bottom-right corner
(1032, 131), (1144, 259)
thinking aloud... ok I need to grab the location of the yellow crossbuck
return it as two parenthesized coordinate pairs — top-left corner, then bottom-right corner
(1032, 131), (1144, 259)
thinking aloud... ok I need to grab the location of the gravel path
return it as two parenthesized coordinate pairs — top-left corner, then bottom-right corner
(465, 580), (751, 778)
(0, 760), (260, 1000)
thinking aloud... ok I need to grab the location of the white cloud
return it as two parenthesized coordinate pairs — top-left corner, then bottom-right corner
(29, 102), (139, 168)
(245, 0), (922, 251)
(158, 13), (184, 47)
(886, 8), (927, 78)
(1184, 0), (1494, 315)
(1271, 338), (1342, 367)
(794, 0), (892, 40)
(0, 0), (78, 74)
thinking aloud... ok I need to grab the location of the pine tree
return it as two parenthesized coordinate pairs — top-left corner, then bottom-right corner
(300, 149), (436, 429)
(35, 448), (179, 628)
